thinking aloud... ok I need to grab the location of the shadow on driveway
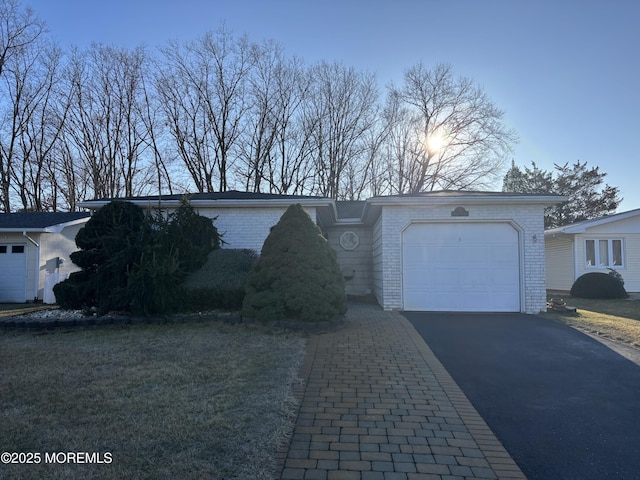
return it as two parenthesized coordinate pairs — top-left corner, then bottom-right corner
(404, 312), (640, 480)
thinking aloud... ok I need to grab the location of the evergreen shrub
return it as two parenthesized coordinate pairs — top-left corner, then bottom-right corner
(570, 272), (628, 299)
(242, 204), (346, 322)
(54, 201), (150, 312)
(183, 249), (257, 310)
(54, 198), (221, 315)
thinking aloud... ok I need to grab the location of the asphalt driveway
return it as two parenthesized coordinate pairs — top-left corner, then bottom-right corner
(404, 312), (640, 480)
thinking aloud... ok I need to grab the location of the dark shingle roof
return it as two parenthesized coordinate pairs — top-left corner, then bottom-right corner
(86, 190), (326, 203)
(0, 212), (90, 229)
(335, 201), (366, 219)
(372, 190), (555, 199)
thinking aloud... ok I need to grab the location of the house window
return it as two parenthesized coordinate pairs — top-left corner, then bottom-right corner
(585, 239), (623, 268)
(0, 245), (6, 253)
(11, 245), (25, 253)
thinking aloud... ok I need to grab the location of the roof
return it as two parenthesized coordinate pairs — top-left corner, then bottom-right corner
(0, 212), (90, 232)
(78, 190), (333, 210)
(369, 190), (564, 202)
(335, 201), (366, 219)
(545, 208), (640, 235)
(76, 189), (567, 228)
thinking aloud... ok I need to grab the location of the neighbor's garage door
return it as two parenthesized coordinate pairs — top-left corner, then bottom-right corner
(0, 244), (27, 303)
(402, 223), (520, 312)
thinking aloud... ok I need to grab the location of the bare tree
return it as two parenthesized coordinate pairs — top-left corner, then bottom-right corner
(64, 44), (153, 200)
(236, 39), (281, 192)
(12, 44), (69, 211)
(236, 41), (315, 194)
(158, 26), (255, 192)
(0, 0), (44, 211)
(304, 61), (379, 199)
(0, 0), (43, 77)
(387, 63), (517, 193)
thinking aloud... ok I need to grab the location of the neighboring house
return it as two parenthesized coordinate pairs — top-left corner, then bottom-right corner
(545, 208), (640, 293)
(0, 212), (91, 303)
(79, 190), (562, 314)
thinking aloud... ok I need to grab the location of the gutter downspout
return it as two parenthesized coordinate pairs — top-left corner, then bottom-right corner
(22, 232), (40, 302)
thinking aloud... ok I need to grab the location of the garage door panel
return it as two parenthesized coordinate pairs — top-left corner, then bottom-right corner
(402, 223), (520, 312)
(460, 270), (493, 288)
(0, 243), (27, 303)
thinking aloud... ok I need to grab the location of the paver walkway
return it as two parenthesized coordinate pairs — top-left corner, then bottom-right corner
(277, 303), (526, 480)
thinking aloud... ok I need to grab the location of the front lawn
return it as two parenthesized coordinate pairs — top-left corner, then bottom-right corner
(544, 294), (640, 347)
(0, 319), (305, 480)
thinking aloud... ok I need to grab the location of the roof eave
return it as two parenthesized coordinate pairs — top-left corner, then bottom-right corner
(0, 228), (47, 233)
(78, 197), (335, 210)
(545, 208), (640, 234)
(367, 194), (567, 207)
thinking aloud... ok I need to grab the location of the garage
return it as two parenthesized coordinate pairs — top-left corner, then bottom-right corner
(402, 222), (521, 312)
(0, 244), (27, 303)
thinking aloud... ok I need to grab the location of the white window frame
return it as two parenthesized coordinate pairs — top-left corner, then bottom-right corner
(585, 238), (624, 269)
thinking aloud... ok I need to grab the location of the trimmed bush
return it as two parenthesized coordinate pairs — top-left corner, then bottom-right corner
(183, 249), (257, 310)
(570, 272), (628, 299)
(54, 201), (150, 312)
(242, 204), (346, 323)
(54, 198), (221, 315)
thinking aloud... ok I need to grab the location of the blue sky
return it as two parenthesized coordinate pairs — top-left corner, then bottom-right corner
(28, 0), (640, 210)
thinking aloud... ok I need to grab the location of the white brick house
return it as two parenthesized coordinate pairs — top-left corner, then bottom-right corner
(79, 190), (562, 314)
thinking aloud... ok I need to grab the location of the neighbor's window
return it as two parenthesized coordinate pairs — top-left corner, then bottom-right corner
(585, 239), (623, 268)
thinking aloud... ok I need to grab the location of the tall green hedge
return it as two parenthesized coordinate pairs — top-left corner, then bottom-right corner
(54, 198), (221, 314)
(242, 204), (346, 322)
(183, 248), (257, 310)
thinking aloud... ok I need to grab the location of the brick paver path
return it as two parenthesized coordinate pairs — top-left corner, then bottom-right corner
(278, 303), (526, 480)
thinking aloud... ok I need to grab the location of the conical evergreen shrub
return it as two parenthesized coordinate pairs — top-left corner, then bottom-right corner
(242, 204), (346, 322)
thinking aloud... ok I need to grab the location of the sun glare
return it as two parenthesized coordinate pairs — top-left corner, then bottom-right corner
(426, 130), (447, 154)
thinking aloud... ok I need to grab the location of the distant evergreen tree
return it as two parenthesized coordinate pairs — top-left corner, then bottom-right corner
(502, 160), (622, 228)
(242, 204), (346, 322)
(502, 160), (553, 194)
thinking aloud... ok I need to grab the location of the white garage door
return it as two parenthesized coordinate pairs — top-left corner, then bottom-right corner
(0, 244), (27, 303)
(402, 223), (520, 312)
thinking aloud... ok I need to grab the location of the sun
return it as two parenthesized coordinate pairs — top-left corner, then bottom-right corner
(426, 128), (448, 154)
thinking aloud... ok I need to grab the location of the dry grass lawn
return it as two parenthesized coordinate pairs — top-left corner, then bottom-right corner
(0, 319), (305, 480)
(544, 295), (640, 347)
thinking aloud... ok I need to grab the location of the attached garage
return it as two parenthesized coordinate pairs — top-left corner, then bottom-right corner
(0, 244), (28, 302)
(367, 191), (564, 314)
(402, 222), (520, 311)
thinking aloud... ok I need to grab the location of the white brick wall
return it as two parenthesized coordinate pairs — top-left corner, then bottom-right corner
(195, 206), (317, 253)
(372, 215), (384, 303)
(374, 203), (548, 314)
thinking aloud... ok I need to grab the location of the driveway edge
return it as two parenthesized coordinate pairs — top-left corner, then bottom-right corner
(394, 311), (527, 480)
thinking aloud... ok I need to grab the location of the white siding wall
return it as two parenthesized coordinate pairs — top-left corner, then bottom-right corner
(545, 235), (575, 291)
(374, 203), (548, 313)
(574, 232), (640, 292)
(38, 223), (87, 300)
(326, 224), (373, 296)
(195, 206), (317, 253)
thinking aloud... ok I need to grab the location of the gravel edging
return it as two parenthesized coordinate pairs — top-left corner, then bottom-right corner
(0, 308), (348, 334)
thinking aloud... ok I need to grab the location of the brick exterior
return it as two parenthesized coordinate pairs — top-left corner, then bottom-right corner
(172, 197), (550, 314)
(195, 206), (317, 253)
(373, 203), (548, 314)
